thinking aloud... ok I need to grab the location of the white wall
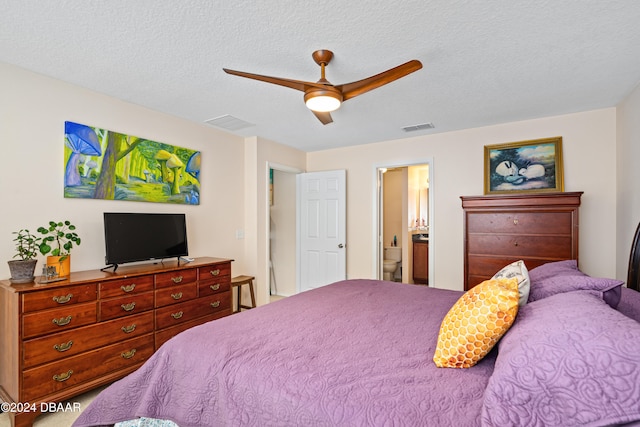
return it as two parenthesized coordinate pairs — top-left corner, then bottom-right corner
(2, 60), (632, 297)
(616, 82), (640, 280)
(307, 109), (618, 290)
(383, 169), (403, 249)
(1, 62), (248, 278)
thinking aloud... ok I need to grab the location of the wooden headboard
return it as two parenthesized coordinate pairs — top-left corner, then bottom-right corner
(627, 222), (640, 291)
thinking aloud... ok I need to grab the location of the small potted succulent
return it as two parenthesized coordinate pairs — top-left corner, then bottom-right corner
(38, 220), (81, 278)
(8, 229), (41, 283)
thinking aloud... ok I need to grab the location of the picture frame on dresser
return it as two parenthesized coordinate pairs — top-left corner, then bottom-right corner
(484, 136), (564, 195)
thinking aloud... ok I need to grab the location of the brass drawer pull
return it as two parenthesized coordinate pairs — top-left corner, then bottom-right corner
(52, 315), (72, 326)
(171, 276), (183, 284)
(53, 370), (73, 382)
(121, 324), (137, 334)
(121, 302), (136, 312)
(210, 284), (221, 291)
(171, 311), (183, 319)
(513, 218), (519, 225)
(121, 349), (137, 359)
(52, 294), (73, 304)
(171, 292), (183, 300)
(211, 301), (221, 308)
(209, 269), (220, 277)
(54, 340), (73, 352)
(121, 284), (136, 293)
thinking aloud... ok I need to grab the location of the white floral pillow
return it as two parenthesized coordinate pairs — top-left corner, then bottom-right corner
(492, 260), (530, 307)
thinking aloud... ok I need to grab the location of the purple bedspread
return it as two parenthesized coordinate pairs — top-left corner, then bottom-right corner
(73, 280), (496, 427)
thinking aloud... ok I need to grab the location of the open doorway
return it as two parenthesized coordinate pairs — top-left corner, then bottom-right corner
(375, 159), (433, 285)
(268, 166), (300, 302)
(264, 165), (346, 303)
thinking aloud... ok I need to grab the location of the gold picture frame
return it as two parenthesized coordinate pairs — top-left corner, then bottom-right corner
(484, 136), (564, 195)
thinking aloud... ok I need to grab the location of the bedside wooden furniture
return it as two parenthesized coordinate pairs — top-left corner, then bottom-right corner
(461, 192), (582, 290)
(0, 257), (232, 427)
(231, 275), (256, 313)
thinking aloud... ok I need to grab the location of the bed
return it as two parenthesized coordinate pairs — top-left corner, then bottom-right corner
(72, 228), (640, 427)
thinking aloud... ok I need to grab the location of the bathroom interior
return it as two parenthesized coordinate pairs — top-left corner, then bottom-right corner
(381, 165), (430, 285)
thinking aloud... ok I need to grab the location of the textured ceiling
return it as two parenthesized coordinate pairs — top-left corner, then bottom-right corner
(2, 1), (640, 152)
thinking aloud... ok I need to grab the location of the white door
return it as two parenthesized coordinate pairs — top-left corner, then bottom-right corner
(298, 170), (346, 292)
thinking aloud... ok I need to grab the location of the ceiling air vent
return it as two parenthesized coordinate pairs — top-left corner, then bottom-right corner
(402, 122), (434, 132)
(205, 115), (255, 131)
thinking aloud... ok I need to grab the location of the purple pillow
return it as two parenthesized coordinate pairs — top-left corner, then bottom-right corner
(482, 291), (640, 426)
(616, 287), (640, 322)
(527, 260), (623, 308)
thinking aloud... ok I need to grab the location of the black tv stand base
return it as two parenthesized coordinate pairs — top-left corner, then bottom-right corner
(100, 264), (119, 272)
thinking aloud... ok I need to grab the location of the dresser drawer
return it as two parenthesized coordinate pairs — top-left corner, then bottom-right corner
(198, 263), (231, 282)
(100, 276), (154, 298)
(155, 292), (232, 330)
(23, 312), (154, 368)
(467, 234), (573, 259)
(22, 284), (97, 313)
(154, 309), (232, 349)
(466, 212), (573, 235)
(100, 291), (154, 321)
(155, 268), (197, 289)
(22, 334), (154, 401)
(155, 282), (198, 308)
(22, 302), (98, 339)
(467, 256), (520, 279)
(467, 256), (557, 278)
(466, 257), (572, 290)
(198, 279), (231, 296)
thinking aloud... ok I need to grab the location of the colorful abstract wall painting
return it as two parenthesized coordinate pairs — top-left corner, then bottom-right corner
(64, 121), (200, 205)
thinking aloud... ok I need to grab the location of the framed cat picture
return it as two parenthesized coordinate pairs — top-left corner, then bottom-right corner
(484, 136), (564, 195)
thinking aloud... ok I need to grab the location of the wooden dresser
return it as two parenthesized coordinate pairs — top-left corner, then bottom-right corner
(0, 257), (232, 427)
(461, 192), (582, 290)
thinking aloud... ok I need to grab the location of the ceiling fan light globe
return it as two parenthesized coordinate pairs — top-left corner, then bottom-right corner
(304, 89), (342, 113)
(305, 95), (341, 112)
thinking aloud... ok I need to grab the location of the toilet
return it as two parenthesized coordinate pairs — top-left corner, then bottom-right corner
(383, 247), (402, 281)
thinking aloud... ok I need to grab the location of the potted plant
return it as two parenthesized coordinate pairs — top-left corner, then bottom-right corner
(8, 229), (41, 283)
(38, 220), (81, 278)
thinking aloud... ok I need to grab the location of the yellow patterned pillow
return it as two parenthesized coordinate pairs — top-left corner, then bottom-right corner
(433, 278), (519, 368)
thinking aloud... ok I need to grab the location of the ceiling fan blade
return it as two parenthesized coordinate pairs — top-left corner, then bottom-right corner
(223, 68), (328, 92)
(337, 60), (423, 101)
(312, 110), (333, 125)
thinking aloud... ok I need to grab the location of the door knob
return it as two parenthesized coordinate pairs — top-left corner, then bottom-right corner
(338, 243), (344, 248)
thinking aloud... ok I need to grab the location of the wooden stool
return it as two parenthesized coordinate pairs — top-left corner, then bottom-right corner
(231, 275), (256, 313)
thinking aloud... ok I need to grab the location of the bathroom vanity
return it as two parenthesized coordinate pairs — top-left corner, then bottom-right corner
(412, 234), (429, 284)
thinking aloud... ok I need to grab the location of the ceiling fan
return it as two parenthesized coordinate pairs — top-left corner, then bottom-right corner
(223, 50), (423, 125)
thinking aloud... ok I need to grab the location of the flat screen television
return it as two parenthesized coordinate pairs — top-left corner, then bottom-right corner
(103, 212), (188, 271)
